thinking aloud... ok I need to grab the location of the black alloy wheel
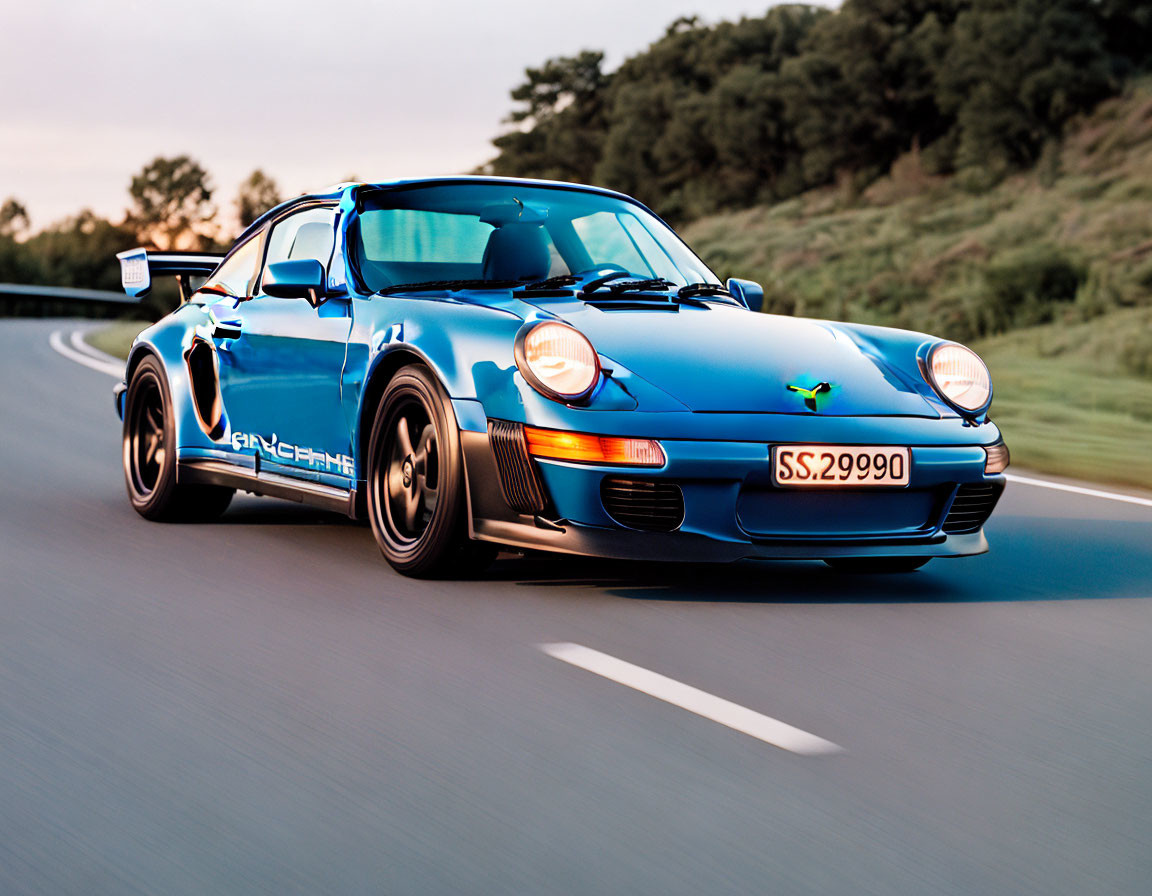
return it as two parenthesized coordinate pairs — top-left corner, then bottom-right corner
(367, 364), (495, 578)
(128, 375), (166, 498)
(123, 355), (233, 522)
(384, 397), (440, 542)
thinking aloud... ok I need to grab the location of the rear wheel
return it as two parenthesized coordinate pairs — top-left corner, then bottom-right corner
(824, 557), (930, 574)
(123, 355), (234, 522)
(367, 364), (495, 578)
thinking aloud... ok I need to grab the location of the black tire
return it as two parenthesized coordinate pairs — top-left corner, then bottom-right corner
(824, 557), (931, 574)
(366, 364), (496, 578)
(123, 355), (234, 522)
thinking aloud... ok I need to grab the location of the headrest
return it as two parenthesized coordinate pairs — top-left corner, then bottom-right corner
(481, 223), (550, 283)
(288, 222), (334, 264)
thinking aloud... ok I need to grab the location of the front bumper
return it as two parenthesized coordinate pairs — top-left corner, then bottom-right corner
(471, 514), (990, 563)
(461, 423), (1005, 562)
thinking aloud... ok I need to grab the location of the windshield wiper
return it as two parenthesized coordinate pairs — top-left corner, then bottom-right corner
(376, 279), (521, 296)
(581, 271), (634, 293)
(678, 282), (732, 299)
(583, 276), (677, 297)
(520, 274), (581, 292)
(602, 278), (677, 295)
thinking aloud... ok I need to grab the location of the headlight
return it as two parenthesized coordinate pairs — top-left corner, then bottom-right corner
(926, 342), (992, 413)
(515, 322), (600, 401)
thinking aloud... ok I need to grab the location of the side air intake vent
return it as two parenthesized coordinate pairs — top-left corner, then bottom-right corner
(943, 483), (1001, 534)
(601, 477), (684, 532)
(184, 338), (225, 440)
(488, 420), (546, 514)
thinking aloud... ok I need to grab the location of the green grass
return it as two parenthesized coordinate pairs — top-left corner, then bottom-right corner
(85, 320), (150, 360)
(976, 310), (1152, 489)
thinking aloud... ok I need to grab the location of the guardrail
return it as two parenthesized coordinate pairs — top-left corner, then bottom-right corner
(0, 282), (139, 317)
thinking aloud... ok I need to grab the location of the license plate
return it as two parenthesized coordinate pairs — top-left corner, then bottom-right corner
(773, 445), (911, 487)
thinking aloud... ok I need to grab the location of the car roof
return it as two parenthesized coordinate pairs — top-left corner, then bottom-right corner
(234, 175), (640, 246)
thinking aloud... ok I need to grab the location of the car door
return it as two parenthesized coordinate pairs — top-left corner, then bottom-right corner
(215, 205), (355, 484)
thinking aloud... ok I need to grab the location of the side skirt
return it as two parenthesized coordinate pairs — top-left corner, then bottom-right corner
(178, 458), (356, 517)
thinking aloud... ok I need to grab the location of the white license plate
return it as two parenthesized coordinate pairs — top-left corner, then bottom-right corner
(773, 445), (911, 487)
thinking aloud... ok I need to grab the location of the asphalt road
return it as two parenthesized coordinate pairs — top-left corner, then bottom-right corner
(4, 317), (1152, 895)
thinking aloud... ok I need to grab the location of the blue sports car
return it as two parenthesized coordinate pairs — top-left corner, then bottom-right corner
(114, 176), (1008, 577)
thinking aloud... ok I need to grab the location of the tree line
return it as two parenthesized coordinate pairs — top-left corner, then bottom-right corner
(5, 0), (1150, 305)
(483, 0), (1152, 222)
(0, 160), (282, 301)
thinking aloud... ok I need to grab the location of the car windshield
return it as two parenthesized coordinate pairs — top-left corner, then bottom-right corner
(349, 182), (720, 294)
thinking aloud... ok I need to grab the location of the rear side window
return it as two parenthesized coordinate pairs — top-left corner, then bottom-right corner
(202, 235), (261, 298)
(262, 207), (336, 278)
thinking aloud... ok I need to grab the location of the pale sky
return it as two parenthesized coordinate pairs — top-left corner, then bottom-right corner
(1, 0), (835, 234)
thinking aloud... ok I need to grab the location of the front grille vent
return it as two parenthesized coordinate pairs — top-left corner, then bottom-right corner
(601, 477), (684, 532)
(488, 420), (546, 514)
(942, 483), (1000, 534)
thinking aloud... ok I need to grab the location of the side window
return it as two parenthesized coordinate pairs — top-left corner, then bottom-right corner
(202, 235), (261, 298)
(259, 207), (336, 294)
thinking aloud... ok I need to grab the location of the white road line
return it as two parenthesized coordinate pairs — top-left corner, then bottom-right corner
(70, 329), (123, 366)
(1006, 473), (1152, 509)
(49, 330), (124, 379)
(540, 642), (843, 756)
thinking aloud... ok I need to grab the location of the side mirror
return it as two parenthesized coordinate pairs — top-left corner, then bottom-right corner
(726, 278), (764, 313)
(263, 259), (326, 305)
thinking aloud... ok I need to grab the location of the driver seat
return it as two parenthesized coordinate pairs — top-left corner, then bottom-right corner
(481, 223), (550, 283)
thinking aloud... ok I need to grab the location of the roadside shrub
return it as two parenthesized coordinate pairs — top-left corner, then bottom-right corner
(976, 246), (1086, 333)
(1120, 329), (1152, 378)
(1074, 265), (1124, 320)
(1134, 256), (1152, 295)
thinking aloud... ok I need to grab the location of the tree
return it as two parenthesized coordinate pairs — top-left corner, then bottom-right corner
(594, 5), (826, 219)
(0, 198), (30, 239)
(777, 1), (962, 190)
(483, 0), (1150, 220)
(489, 51), (609, 183)
(236, 169), (282, 229)
(21, 210), (137, 292)
(1096, 0), (1152, 74)
(938, 0), (1117, 174)
(126, 155), (215, 249)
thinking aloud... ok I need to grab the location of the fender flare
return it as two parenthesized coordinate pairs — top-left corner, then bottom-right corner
(354, 345), (478, 523)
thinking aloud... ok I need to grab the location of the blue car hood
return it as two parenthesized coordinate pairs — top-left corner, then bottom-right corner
(547, 303), (939, 416)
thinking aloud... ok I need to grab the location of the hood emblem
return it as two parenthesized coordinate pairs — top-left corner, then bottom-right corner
(787, 381), (831, 411)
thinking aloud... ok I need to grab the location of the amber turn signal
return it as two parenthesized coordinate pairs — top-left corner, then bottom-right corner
(523, 426), (666, 466)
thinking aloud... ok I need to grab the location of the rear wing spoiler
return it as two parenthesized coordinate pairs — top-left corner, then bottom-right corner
(116, 248), (224, 303)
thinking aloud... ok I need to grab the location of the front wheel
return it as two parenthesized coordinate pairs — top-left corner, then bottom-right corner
(824, 557), (930, 574)
(366, 365), (495, 578)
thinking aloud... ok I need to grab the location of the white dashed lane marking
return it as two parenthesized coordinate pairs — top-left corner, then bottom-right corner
(540, 642), (843, 756)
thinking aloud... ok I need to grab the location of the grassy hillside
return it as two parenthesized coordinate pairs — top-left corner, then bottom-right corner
(684, 81), (1152, 489)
